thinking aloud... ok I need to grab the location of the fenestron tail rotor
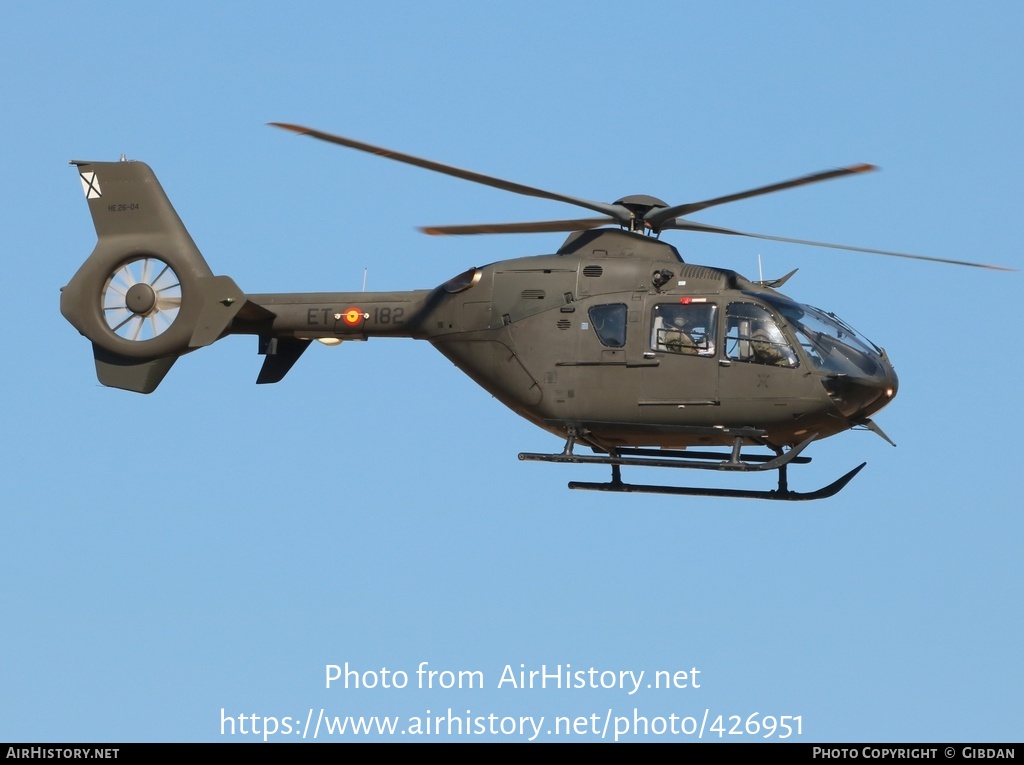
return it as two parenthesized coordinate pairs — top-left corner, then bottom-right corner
(102, 257), (183, 341)
(271, 122), (1014, 271)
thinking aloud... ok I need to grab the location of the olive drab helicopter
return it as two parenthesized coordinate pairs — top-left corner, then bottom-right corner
(60, 124), (1010, 500)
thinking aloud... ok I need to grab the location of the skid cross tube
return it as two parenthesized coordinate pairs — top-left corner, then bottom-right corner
(519, 435), (818, 473)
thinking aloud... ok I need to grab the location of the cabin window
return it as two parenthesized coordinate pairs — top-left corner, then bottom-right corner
(588, 303), (627, 347)
(650, 302), (717, 357)
(725, 302), (798, 367)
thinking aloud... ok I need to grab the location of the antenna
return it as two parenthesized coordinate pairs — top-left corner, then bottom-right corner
(758, 253), (763, 283)
(362, 268), (367, 292)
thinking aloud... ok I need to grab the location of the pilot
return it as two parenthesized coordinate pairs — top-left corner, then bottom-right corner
(750, 323), (795, 367)
(661, 314), (699, 354)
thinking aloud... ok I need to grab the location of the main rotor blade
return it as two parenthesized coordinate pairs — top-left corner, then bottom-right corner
(421, 217), (615, 236)
(665, 219), (1015, 271)
(645, 164), (877, 230)
(271, 122), (630, 223)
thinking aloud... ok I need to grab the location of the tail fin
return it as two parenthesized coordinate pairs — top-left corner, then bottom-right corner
(61, 159), (245, 392)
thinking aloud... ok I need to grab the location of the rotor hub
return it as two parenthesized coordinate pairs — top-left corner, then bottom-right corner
(125, 283), (157, 316)
(613, 194), (668, 210)
(613, 194), (668, 233)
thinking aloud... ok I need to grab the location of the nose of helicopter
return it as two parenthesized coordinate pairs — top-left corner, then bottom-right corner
(821, 352), (899, 421)
(870, 356), (899, 416)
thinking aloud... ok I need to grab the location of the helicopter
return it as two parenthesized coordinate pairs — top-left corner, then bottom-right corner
(60, 124), (1010, 501)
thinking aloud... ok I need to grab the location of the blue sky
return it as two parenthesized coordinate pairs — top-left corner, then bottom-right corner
(2, 2), (1021, 742)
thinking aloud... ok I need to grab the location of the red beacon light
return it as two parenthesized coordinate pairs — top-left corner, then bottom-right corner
(341, 307), (365, 327)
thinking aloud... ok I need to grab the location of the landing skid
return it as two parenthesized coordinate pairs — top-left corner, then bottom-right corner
(566, 462), (865, 501)
(519, 431), (866, 501)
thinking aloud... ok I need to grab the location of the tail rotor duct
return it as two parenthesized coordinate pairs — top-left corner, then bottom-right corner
(102, 257), (182, 342)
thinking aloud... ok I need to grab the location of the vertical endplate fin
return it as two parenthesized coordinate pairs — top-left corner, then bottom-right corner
(257, 337), (313, 384)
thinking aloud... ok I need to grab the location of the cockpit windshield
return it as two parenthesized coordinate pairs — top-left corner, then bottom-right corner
(760, 295), (883, 378)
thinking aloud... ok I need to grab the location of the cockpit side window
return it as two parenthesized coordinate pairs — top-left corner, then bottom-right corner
(650, 302), (717, 357)
(725, 302), (798, 368)
(588, 303), (627, 347)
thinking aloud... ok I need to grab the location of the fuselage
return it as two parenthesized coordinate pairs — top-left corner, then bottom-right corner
(238, 228), (898, 449)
